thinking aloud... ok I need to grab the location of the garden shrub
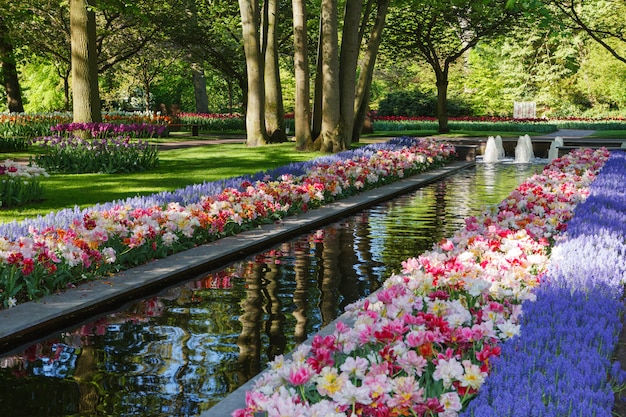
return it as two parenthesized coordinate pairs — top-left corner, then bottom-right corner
(377, 91), (474, 117)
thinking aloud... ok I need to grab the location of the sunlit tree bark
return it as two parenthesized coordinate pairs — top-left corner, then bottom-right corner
(69, 0), (101, 123)
(238, 0), (268, 146)
(317, 0), (343, 152)
(292, 0), (314, 150)
(338, 0), (363, 149)
(263, 0), (287, 142)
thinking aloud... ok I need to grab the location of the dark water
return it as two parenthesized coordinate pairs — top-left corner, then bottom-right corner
(0, 162), (542, 417)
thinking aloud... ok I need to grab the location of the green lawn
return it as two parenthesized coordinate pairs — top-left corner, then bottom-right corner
(588, 130), (626, 139)
(363, 129), (553, 138)
(0, 142), (327, 223)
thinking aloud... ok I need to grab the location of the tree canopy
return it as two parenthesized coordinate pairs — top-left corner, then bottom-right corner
(1, 0), (626, 147)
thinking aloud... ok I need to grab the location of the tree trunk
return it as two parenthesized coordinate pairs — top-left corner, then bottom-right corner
(338, 0), (363, 148)
(58, 66), (72, 112)
(263, 0), (287, 143)
(70, 0), (102, 124)
(435, 67), (450, 134)
(353, 0), (391, 143)
(191, 61), (209, 113)
(0, 18), (24, 113)
(318, 0), (344, 153)
(311, 18), (324, 141)
(238, 0), (268, 146)
(292, 0), (314, 150)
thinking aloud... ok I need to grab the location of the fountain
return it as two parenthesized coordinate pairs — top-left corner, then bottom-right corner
(548, 136), (564, 162)
(515, 134), (535, 163)
(483, 135), (506, 163)
(495, 135), (506, 159)
(483, 136), (499, 163)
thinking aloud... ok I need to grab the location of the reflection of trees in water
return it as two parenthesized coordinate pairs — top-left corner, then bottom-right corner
(292, 240), (310, 344)
(352, 212), (384, 298)
(237, 264), (263, 382)
(319, 227), (341, 327)
(74, 346), (98, 415)
(263, 257), (287, 359)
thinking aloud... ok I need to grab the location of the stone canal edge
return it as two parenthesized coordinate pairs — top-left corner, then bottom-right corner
(0, 159), (476, 412)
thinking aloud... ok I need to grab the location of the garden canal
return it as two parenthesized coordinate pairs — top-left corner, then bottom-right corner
(0, 160), (543, 417)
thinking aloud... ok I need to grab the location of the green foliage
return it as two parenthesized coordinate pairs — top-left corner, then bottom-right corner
(0, 175), (45, 208)
(0, 117), (57, 151)
(0, 137), (29, 152)
(19, 59), (66, 113)
(377, 90), (474, 117)
(552, 120), (626, 130)
(377, 91), (436, 117)
(0, 163), (48, 208)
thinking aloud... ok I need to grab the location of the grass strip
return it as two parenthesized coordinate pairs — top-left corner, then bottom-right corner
(0, 142), (326, 223)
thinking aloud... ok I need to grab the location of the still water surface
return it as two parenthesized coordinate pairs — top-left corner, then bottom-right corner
(0, 162), (543, 416)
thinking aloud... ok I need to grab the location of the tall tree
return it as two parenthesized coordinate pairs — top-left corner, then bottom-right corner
(238, 0), (269, 146)
(352, 0), (391, 143)
(293, 0), (391, 152)
(13, 0), (158, 114)
(338, 0), (363, 149)
(263, 0), (287, 142)
(191, 60), (209, 113)
(0, 15), (24, 112)
(384, 0), (522, 133)
(70, 0), (101, 123)
(317, 0), (343, 152)
(292, 0), (313, 149)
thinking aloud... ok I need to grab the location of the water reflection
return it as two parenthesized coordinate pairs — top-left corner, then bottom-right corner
(0, 162), (543, 416)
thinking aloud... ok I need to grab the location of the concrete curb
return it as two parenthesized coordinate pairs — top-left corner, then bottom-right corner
(0, 160), (474, 355)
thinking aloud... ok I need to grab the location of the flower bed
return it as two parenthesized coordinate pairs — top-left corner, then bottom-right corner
(462, 150), (626, 417)
(0, 138), (456, 309)
(29, 121), (166, 174)
(232, 147), (611, 417)
(0, 161), (48, 208)
(49, 121), (168, 139)
(30, 134), (160, 174)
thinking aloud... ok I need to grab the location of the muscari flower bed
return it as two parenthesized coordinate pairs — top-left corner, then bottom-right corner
(233, 147), (620, 417)
(0, 137), (456, 309)
(462, 150), (626, 417)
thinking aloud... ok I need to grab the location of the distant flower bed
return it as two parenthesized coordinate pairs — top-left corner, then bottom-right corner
(0, 137), (456, 309)
(30, 122), (161, 174)
(233, 147), (611, 417)
(0, 112), (170, 140)
(176, 112), (245, 132)
(50, 121), (168, 139)
(0, 160), (48, 208)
